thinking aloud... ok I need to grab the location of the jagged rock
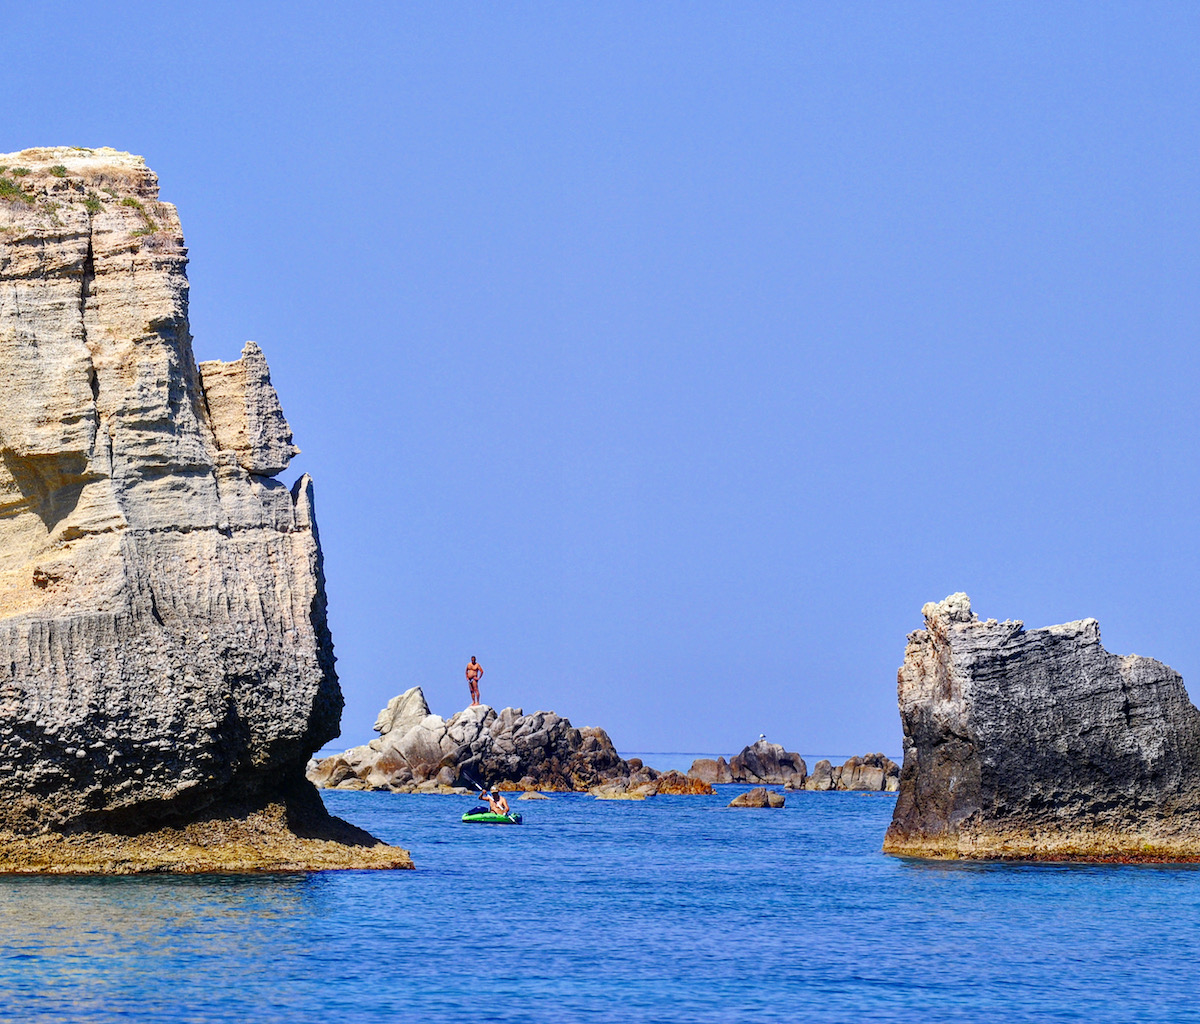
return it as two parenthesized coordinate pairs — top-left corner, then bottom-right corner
(688, 757), (733, 785)
(372, 686), (431, 737)
(309, 688), (674, 793)
(730, 738), (807, 785)
(0, 148), (407, 872)
(728, 787), (785, 808)
(690, 739), (806, 786)
(800, 753), (899, 792)
(839, 753), (900, 791)
(198, 341), (299, 476)
(803, 760), (835, 791)
(884, 593), (1200, 861)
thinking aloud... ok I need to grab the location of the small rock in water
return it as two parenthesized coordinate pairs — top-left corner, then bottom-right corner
(518, 792), (550, 801)
(728, 787), (785, 808)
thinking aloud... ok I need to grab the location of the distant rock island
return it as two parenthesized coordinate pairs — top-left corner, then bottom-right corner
(308, 686), (713, 796)
(885, 593), (1200, 861)
(688, 739), (899, 792)
(0, 148), (407, 872)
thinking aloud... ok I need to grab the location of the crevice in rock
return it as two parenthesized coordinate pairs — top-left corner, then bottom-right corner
(147, 588), (165, 628)
(79, 224), (95, 343)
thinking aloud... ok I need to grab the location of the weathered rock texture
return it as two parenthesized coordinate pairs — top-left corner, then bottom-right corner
(307, 686), (709, 796)
(884, 593), (1200, 862)
(728, 786), (785, 809)
(690, 741), (899, 793)
(590, 770), (715, 800)
(689, 738), (808, 788)
(0, 148), (408, 871)
(798, 753), (900, 792)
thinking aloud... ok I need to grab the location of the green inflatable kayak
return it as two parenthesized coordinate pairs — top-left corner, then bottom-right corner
(462, 810), (523, 825)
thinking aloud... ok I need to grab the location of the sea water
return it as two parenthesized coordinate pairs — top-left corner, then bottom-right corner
(2, 787), (1200, 1023)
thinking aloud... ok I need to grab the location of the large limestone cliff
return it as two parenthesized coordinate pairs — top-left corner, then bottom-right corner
(0, 148), (408, 871)
(883, 593), (1200, 861)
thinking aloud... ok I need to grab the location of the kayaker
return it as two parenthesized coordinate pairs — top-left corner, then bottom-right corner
(482, 789), (510, 817)
(466, 656), (484, 706)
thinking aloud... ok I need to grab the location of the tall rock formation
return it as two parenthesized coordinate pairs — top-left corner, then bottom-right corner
(884, 593), (1200, 861)
(0, 147), (408, 871)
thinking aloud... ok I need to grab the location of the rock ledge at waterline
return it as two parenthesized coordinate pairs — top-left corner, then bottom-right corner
(884, 593), (1200, 862)
(0, 148), (408, 872)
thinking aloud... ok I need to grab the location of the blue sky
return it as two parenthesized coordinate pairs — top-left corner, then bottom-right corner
(6, 3), (1200, 755)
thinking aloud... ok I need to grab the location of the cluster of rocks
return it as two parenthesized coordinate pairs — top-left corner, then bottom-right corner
(590, 770), (714, 800)
(308, 687), (714, 797)
(802, 753), (900, 792)
(688, 739), (899, 792)
(885, 594), (1200, 862)
(0, 149), (405, 872)
(689, 738), (808, 788)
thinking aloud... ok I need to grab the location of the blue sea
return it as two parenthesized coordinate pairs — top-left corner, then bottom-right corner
(3, 782), (1200, 1022)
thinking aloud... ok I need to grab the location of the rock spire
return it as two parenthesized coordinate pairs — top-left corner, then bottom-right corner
(0, 147), (407, 871)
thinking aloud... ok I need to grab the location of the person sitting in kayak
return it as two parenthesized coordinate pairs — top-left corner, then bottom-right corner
(481, 789), (510, 816)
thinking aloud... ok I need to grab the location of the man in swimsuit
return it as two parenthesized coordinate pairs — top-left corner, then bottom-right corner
(481, 789), (510, 817)
(466, 656), (483, 706)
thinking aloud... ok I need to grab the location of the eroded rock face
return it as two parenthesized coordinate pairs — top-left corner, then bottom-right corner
(884, 593), (1200, 861)
(0, 148), (406, 871)
(307, 686), (690, 794)
(199, 341), (300, 476)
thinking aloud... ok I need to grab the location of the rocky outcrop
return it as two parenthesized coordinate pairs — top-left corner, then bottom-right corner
(797, 753), (900, 792)
(689, 738), (807, 787)
(308, 687), (682, 794)
(0, 148), (407, 872)
(728, 787), (785, 808)
(688, 757), (733, 785)
(589, 770), (715, 800)
(884, 593), (1200, 862)
(691, 742), (897, 792)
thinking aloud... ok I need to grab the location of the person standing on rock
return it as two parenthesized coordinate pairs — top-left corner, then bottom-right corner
(466, 656), (484, 706)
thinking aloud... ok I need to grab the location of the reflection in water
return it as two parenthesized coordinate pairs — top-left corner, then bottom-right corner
(0, 875), (322, 1021)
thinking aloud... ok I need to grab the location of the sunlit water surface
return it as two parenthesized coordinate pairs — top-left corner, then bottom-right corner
(2, 788), (1199, 1022)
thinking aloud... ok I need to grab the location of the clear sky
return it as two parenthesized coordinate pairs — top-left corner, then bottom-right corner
(5, 3), (1200, 755)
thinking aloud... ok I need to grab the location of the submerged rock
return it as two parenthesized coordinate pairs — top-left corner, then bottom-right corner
(728, 787), (785, 808)
(884, 593), (1200, 862)
(308, 686), (685, 794)
(0, 148), (408, 872)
